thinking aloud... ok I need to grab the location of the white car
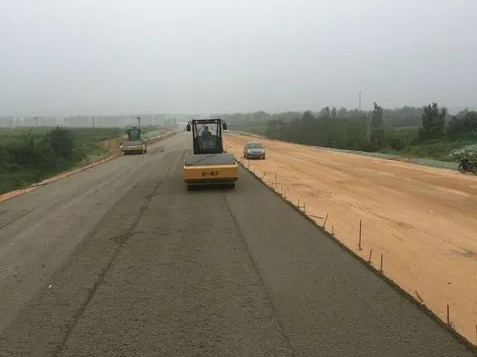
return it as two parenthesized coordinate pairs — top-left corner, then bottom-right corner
(243, 142), (266, 159)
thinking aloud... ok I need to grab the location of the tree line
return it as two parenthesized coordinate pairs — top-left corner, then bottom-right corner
(218, 105), (476, 153)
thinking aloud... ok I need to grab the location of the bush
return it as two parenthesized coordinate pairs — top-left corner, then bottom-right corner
(46, 127), (74, 160)
(390, 138), (404, 151)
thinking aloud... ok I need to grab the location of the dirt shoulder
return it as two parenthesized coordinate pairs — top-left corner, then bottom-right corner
(225, 132), (477, 346)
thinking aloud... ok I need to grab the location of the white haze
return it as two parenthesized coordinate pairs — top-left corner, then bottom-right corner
(1, 0), (476, 116)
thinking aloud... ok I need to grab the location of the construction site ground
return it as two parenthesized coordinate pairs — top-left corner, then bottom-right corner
(225, 131), (477, 345)
(0, 132), (474, 356)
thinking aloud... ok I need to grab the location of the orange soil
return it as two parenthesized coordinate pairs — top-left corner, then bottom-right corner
(225, 132), (477, 345)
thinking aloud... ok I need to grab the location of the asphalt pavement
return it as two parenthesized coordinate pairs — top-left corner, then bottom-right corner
(0, 133), (474, 356)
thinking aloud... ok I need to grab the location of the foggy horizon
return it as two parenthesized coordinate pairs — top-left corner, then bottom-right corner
(2, 0), (477, 117)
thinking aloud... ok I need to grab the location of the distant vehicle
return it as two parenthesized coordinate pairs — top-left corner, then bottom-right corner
(243, 142), (266, 159)
(120, 127), (147, 155)
(457, 157), (477, 174)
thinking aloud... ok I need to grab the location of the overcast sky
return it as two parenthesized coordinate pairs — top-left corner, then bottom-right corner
(1, 0), (476, 116)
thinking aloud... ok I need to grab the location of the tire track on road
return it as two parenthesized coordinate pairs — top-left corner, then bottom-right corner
(223, 193), (295, 357)
(56, 147), (292, 357)
(0, 181), (158, 356)
(53, 180), (163, 356)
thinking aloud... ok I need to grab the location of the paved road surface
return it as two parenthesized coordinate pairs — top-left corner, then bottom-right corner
(0, 133), (474, 356)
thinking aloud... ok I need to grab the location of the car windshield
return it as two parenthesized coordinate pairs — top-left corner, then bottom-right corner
(246, 143), (263, 149)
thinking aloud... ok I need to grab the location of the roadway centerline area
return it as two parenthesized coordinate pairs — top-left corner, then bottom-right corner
(0, 134), (474, 356)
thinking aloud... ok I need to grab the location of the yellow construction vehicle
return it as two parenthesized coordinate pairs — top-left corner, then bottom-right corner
(183, 118), (238, 190)
(120, 127), (147, 155)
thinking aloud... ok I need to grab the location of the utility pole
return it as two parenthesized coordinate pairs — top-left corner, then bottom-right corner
(136, 116), (141, 129)
(366, 111), (371, 143)
(358, 91), (362, 111)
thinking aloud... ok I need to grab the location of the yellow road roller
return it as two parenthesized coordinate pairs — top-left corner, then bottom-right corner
(183, 118), (238, 190)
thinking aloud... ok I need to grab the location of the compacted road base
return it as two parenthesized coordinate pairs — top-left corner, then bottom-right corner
(0, 133), (474, 356)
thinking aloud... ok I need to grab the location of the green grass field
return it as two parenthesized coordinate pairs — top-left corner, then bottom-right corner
(229, 121), (268, 135)
(0, 127), (122, 146)
(0, 127), (124, 194)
